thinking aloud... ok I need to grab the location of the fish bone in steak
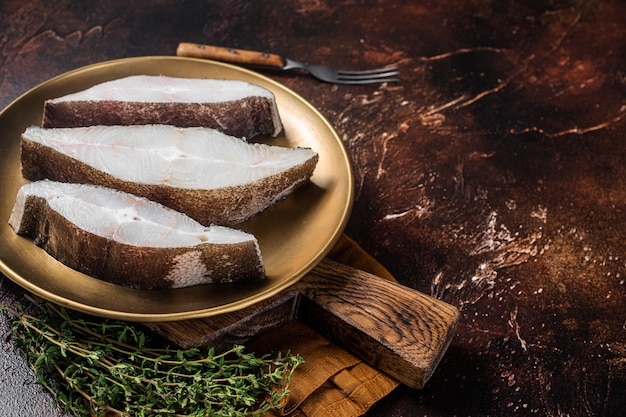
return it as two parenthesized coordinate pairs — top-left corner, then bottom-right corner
(43, 75), (283, 139)
(8, 180), (264, 289)
(21, 125), (318, 226)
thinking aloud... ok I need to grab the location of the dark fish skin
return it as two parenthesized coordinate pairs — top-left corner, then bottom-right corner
(9, 180), (265, 289)
(44, 97), (280, 139)
(21, 125), (319, 226)
(42, 76), (283, 139)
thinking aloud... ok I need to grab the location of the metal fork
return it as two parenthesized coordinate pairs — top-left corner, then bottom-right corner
(177, 43), (399, 85)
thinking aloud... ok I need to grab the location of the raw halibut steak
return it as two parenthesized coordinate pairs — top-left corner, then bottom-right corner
(8, 180), (264, 289)
(43, 75), (282, 139)
(21, 125), (318, 226)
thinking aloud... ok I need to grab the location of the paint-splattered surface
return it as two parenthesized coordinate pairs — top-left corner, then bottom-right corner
(1, 1), (624, 416)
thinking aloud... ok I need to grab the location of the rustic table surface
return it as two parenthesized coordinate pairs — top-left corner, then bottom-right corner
(1, 1), (625, 416)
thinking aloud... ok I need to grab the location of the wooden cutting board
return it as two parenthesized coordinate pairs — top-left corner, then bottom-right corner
(146, 258), (459, 389)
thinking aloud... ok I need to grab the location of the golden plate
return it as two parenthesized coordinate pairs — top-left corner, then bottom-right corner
(0, 57), (353, 322)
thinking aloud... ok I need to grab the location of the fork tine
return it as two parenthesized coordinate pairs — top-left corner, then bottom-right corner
(336, 67), (399, 83)
(334, 77), (400, 85)
(337, 66), (399, 76)
(335, 71), (400, 85)
(337, 71), (400, 81)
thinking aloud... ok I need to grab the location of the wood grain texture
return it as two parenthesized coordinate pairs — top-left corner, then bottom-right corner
(298, 259), (459, 388)
(148, 259), (459, 389)
(146, 292), (300, 352)
(176, 43), (286, 68)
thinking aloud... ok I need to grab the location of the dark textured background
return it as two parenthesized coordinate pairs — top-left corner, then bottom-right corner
(1, 1), (625, 416)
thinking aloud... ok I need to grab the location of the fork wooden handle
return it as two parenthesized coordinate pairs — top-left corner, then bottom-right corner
(176, 42), (286, 68)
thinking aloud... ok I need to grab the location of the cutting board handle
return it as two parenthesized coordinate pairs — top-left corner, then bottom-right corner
(297, 259), (459, 388)
(147, 258), (459, 389)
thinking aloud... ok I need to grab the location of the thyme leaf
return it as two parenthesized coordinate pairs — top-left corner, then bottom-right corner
(2, 302), (303, 417)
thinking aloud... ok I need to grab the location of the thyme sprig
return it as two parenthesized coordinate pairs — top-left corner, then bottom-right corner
(1, 301), (304, 417)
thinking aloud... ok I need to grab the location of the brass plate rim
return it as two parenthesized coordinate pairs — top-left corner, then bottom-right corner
(0, 56), (354, 322)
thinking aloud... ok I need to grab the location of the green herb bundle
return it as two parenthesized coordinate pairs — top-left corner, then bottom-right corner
(1, 301), (304, 417)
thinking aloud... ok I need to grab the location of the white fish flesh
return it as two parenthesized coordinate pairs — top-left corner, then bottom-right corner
(8, 180), (264, 289)
(43, 75), (283, 139)
(21, 124), (318, 226)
